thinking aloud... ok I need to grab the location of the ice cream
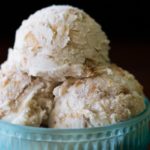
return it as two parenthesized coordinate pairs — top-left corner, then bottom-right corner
(12, 5), (110, 81)
(0, 5), (145, 128)
(49, 64), (145, 128)
(0, 61), (56, 127)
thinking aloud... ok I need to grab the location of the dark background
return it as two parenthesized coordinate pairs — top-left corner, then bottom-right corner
(0, 1), (150, 97)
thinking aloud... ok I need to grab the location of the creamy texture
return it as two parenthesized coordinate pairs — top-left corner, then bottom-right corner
(0, 5), (146, 128)
(49, 64), (145, 128)
(13, 5), (109, 81)
(0, 62), (56, 126)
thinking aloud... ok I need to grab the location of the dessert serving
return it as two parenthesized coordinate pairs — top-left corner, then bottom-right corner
(0, 5), (149, 150)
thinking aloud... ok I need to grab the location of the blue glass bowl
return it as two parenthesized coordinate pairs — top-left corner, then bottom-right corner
(0, 98), (149, 150)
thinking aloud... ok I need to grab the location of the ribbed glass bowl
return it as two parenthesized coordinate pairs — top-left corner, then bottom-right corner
(0, 98), (149, 150)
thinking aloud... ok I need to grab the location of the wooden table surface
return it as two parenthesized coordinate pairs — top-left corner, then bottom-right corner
(0, 39), (150, 149)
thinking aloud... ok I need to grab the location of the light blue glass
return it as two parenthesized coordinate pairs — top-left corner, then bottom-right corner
(0, 98), (149, 150)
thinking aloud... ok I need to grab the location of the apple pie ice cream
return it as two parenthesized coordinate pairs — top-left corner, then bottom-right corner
(0, 61), (56, 127)
(49, 64), (145, 128)
(0, 5), (145, 128)
(12, 5), (110, 81)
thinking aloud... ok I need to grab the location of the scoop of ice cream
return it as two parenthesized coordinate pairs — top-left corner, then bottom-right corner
(49, 64), (145, 128)
(13, 5), (110, 81)
(0, 61), (56, 127)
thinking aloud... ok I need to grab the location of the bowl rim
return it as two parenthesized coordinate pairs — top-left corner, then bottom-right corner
(0, 97), (149, 136)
